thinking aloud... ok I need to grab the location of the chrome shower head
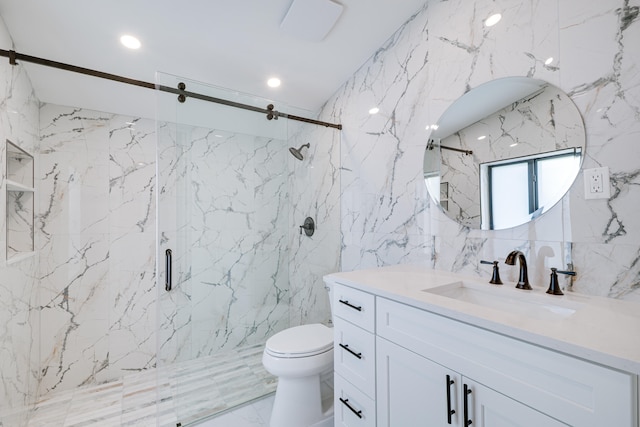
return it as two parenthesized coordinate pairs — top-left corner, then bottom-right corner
(289, 143), (310, 161)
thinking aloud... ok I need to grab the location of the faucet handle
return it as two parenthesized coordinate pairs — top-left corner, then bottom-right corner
(556, 269), (576, 276)
(546, 268), (577, 295)
(480, 260), (503, 285)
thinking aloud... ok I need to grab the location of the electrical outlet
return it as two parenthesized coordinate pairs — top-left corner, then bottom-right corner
(589, 170), (603, 193)
(584, 167), (611, 199)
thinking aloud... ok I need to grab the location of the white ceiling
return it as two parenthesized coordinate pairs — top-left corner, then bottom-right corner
(0, 0), (427, 118)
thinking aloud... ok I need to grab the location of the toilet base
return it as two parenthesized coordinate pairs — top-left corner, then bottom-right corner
(269, 369), (333, 427)
(310, 415), (334, 427)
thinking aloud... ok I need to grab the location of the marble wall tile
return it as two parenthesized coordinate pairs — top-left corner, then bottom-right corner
(287, 120), (341, 326)
(559, 0), (640, 248)
(322, 0), (640, 300)
(0, 257), (40, 426)
(37, 232), (110, 394)
(156, 119), (295, 367)
(571, 242), (640, 300)
(0, 25), (41, 426)
(5, 1), (638, 424)
(37, 105), (158, 394)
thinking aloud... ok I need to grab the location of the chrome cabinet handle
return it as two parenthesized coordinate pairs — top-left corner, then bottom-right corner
(339, 343), (362, 359)
(338, 299), (362, 311)
(339, 398), (363, 419)
(165, 249), (172, 291)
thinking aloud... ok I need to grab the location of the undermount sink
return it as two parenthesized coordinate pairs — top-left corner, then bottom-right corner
(423, 280), (587, 319)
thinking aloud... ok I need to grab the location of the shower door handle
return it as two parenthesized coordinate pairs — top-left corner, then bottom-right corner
(165, 249), (172, 291)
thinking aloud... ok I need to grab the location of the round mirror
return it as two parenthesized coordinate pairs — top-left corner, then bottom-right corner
(423, 77), (585, 230)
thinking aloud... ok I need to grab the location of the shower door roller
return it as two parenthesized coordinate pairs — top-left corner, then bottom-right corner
(299, 217), (315, 237)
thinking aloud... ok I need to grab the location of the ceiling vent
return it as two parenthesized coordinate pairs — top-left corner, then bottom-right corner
(280, 0), (344, 42)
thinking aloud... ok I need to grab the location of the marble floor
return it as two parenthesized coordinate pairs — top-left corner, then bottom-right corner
(26, 343), (276, 427)
(195, 395), (274, 427)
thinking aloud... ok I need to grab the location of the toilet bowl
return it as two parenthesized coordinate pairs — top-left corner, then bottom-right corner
(263, 323), (334, 427)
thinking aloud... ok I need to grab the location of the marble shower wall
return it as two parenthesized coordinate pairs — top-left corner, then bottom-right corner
(37, 105), (157, 394)
(156, 122), (292, 365)
(322, 0), (640, 299)
(287, 121), (341, 326)
(37, 100), (328, 394)
(0, 19), (41, 427)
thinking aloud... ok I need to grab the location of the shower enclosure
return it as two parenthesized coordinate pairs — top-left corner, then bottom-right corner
(0, 45), (340, 426)
(154, 73), (341, 425)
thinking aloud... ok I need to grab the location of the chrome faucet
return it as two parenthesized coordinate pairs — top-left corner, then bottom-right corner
(505, 250), (532, 290)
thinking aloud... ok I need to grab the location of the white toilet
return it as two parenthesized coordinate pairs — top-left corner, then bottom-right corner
(262, 286), (334, 427)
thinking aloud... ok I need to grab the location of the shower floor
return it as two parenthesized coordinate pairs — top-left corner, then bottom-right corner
(27, 343), (276, 427)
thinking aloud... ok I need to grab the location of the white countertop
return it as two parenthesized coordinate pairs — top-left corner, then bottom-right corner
(324, 264), (640, 376)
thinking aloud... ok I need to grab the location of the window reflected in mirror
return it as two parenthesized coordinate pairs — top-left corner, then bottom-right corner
(482, 148), (581, 230)
(423, 77), (585, 230)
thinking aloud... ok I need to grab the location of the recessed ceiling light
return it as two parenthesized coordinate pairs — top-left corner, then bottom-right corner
(120, 34), (141, 50)
(510, 142), (518, 147)
(369, 107), (380, 115)
(484, 13), (502, 27)
(544, 57), (554, 65)
(267, 77), (281, 88)
(477, 135), (486, 140)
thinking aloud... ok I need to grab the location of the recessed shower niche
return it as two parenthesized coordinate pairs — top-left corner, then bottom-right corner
(5, 139), (35, 262)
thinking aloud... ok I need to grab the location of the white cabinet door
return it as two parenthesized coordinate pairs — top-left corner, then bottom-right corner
(465, 379), (567, 427)
(377, 337), (462, 427)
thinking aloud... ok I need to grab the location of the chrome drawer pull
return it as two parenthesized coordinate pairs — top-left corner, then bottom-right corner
(339, 397), (363, 419)
(339, 299), (362, 311)
(339, 343), (362, 359)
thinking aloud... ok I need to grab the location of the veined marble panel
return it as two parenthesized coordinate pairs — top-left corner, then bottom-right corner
(37, 232), (110, 394)
(37, 105), (158, 394)
(571, 242), (640, 300)
(36, 141), (110, 238)
(6, 190), (34, 255)
(0, 256), (40, 426)
(330, 0), (639, 299)
(0, 29), (41, 427)
(287, 121), (341, 325)
(157, 121), (292, 366)
(559, 0), (640, 248)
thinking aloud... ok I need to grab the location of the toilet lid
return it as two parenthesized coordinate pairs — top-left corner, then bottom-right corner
(266, 324), (333, 357)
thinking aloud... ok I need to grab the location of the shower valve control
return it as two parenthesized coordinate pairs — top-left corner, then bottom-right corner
(299, 217), (315, 237)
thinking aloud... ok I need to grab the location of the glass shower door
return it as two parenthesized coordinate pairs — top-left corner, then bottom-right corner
(155, 73), (292, 425)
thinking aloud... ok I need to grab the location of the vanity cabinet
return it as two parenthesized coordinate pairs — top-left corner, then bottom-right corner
(377, 337), (564, 426)
(375, 296), (636, 427)
(327, 265), (640, 427)
(333, 284), (376, 427)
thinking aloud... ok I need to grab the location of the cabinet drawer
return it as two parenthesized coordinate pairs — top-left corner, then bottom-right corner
(376, 297), (636, 427)
(334, 317), (376, 397)
(333, 283), (375, 332)
(335, 373), (376, 427)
